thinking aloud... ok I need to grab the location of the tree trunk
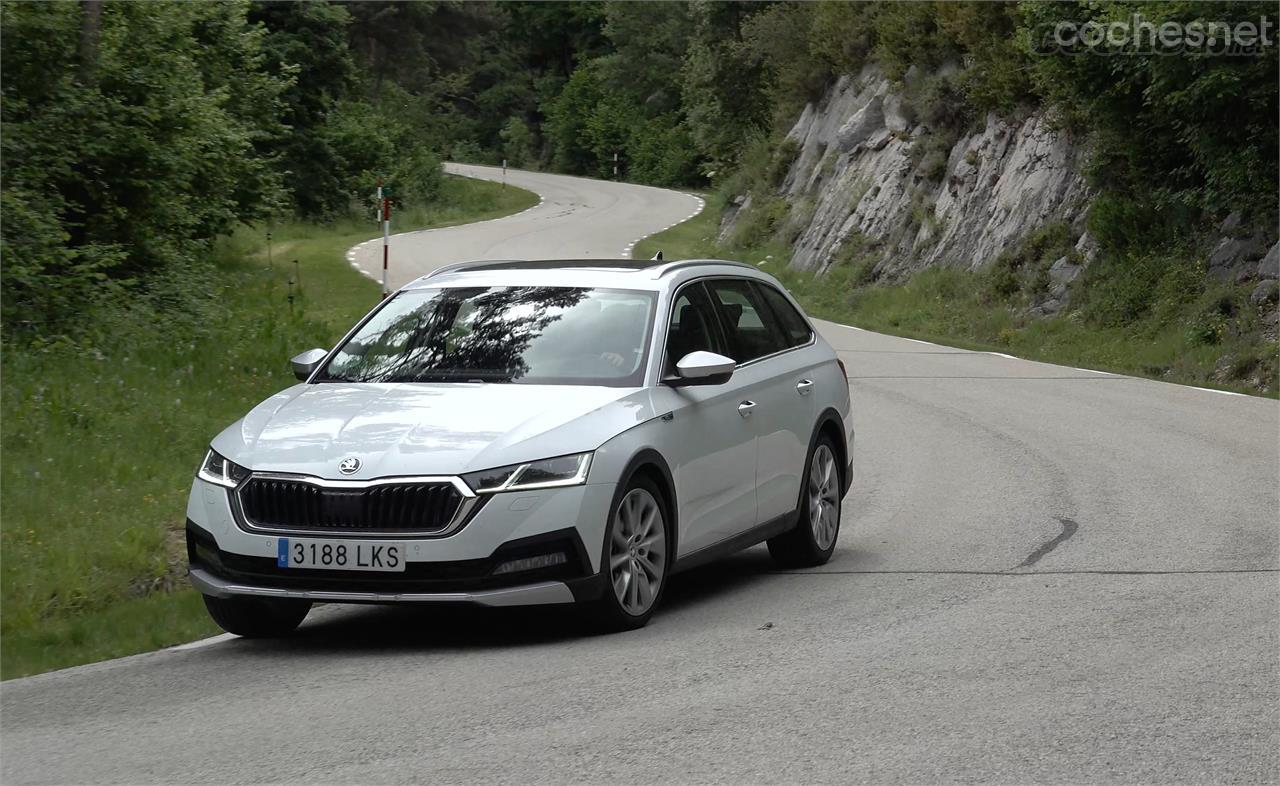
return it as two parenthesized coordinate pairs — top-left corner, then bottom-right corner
(78, 0), (103, 86)
(369, 34), (382, 105)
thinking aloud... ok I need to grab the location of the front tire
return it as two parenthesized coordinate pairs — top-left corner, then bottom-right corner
(768, 434), (842, 568)
(202, 594), (312, 638)
(587, 474), (670, 632)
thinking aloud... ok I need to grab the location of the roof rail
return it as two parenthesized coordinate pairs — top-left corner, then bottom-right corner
(428, 258), (686, 276)
(424, 259), (520, 278)
(419, 257), (756, 280)
(651, 258), (755, 276)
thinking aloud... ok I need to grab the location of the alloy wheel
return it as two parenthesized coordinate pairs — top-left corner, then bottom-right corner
(808, 443), (840, 550)
(609, 487), (666, 616)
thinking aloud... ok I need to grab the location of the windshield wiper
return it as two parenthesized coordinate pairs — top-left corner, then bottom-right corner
(402, 369), (515, 383)
(313, 368), (516, 384)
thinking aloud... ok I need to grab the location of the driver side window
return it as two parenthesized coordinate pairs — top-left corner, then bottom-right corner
(665, 283), (726, 374)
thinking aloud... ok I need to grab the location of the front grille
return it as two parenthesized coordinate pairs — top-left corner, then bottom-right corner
(236, 477), (466, 535)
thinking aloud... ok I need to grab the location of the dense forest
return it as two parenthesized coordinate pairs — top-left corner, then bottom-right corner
(2, 0), (1276, 337)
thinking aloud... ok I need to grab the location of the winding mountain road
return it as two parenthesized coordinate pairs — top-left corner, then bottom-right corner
(347, 163), (705, 288)
(3, 166), (1277, 784)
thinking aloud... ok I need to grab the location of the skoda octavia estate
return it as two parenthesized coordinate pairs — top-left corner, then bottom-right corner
(186, 258), (854, 635)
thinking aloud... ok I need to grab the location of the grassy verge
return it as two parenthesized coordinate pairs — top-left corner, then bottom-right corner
(637, 200), (1278, 397)
(0, 175), (537, 679)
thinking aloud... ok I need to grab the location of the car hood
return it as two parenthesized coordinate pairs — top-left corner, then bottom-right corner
(211, 382), (659, 479)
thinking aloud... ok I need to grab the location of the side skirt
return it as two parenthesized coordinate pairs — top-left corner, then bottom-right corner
(669, 510), (798, 576)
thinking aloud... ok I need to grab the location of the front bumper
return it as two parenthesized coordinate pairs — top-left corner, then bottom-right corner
(185, 476), (614, 607)
(186, 520), (608, 605)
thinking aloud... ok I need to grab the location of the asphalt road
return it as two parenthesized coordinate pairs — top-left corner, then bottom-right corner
(3, 167), (1277, 785)
(346, 163), (705, 289)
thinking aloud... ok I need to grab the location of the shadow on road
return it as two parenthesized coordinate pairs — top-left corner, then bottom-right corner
(227, 545), (801, 656)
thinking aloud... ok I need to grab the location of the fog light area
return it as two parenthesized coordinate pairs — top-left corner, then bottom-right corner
(492, 552), (568, 575)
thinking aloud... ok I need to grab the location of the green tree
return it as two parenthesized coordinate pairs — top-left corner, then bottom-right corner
(1, 0), (289, 332)
(741, 2), (832, 127)
(499, 117), (535, 167)
(809, 2), (880, 76)
(680, 1), (772, 174)
(250, 0), (356, 218)
(543, 64), (607, 173)
(596, 0), (691, 115)
(1021, 0), (1279, 226)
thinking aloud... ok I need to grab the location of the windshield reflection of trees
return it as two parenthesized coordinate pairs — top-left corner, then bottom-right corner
(330, 287), (588, 383)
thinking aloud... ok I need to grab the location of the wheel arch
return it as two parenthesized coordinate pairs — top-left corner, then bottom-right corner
(812, 407), (850, 496)
(611, 448), (679, 560)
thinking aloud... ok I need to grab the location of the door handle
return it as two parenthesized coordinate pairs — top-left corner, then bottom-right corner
(796, 379), (815, 396)
(737, 400), (757, 418)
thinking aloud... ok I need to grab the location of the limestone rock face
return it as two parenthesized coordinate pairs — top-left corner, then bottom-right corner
(1259, 242), (1280, 279)
(724, 68), (1092, 279)
(1206, 232), (1270, 281)
(835, 95), (884, 152)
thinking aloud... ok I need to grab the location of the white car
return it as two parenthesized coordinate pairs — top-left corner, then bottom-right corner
(186, 258), (854, 635)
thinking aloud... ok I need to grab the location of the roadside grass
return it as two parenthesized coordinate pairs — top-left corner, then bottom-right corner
(259, 176), (538, 330)
(636, 201), (1278, 397)
(0, 175), (538, 679)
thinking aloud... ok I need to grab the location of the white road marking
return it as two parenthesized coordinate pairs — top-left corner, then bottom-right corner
(167, 633), (236, 652)
(344, 193), (549, 281)
(621, 193), (705, 259)
(349, 171), (701, 263)
(819, 319), (1256, 395)
(361, 194), (549, 246)
(993, 352), (1121, 378)
(820, 319), (1133, 378)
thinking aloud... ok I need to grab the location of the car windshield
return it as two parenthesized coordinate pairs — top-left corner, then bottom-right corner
(316, 286), (656, 387)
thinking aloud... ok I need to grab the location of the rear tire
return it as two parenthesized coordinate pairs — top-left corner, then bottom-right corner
(202, 595), (311, 638)
(587, 474), (670, 633)
(768, 434), (842, 568)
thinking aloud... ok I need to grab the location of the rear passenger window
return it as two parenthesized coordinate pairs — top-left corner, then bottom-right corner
(706, 279), (788, 362)
(756, 283), (813, 348)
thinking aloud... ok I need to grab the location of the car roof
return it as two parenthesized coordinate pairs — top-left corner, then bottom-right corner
(401, 258), (767, 292)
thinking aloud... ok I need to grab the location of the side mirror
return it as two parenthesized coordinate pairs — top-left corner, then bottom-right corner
(291, 348), (328, 381)
(666, 351), (735, 387)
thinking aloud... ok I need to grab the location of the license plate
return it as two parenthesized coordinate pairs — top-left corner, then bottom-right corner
(277, 538), (406, 572)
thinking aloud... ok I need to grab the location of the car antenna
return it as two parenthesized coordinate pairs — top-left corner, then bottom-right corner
(652, 251), (664, 261)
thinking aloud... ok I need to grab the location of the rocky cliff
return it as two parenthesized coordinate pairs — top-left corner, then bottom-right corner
(721, 65), (1278, 311)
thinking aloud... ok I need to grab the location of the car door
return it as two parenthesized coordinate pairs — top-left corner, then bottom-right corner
(751, 281), (823, 523)
(704, 278), (817, 528)
(658, 281), (759, 556)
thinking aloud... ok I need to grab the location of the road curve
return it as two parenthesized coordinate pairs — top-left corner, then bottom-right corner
(2, 169), (1277, 784)
(349, 163), (704, 289)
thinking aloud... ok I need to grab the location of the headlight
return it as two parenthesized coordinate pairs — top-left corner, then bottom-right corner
(463, 452), (592, 493)
(198, 449), (250, 488)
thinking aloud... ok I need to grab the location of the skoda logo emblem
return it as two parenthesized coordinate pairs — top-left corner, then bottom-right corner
(338, 457), (361, 475)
